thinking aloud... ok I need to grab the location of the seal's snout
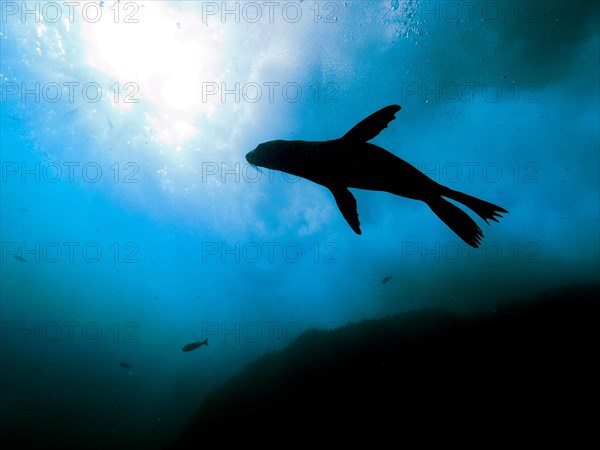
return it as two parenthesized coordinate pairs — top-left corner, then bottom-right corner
(247, 143), (266, 166)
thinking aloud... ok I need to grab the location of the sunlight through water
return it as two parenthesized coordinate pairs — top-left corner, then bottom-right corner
(78, 1), (224, 148)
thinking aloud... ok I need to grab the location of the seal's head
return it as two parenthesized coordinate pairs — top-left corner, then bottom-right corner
(246, 140), (289, 172)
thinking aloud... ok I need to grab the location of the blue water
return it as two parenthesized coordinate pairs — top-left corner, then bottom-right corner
(1, 1), (598, 448)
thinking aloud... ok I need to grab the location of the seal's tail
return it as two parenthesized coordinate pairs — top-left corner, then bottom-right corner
(426, 190), (508, 248)
(444, 189), (508, 225)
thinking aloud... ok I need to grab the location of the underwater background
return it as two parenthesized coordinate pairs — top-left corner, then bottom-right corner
(0, 1), (598, 448)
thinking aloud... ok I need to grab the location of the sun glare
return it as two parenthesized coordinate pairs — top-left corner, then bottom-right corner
(78, 2), (223, 148)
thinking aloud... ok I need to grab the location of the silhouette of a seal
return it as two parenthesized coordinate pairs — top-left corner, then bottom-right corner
(246, 105), (507, 247)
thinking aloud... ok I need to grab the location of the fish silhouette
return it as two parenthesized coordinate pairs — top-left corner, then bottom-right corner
(182, 339), (208, 352)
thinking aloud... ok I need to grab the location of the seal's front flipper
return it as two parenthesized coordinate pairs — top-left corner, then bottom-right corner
(329, 186), (361, 234)
(342, 105), (401, 143)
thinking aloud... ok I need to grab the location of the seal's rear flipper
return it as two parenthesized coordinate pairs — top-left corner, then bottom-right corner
(442, 189), (508, 224)
(329, 187), (361, 234)
(342, 105), (401, 143)
(427, 197), (484, 248)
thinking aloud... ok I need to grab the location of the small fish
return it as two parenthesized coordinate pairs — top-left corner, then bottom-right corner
(182, 339), (208, 352)
(119, 361), (133, 368)
(13, 255), (26, 263)
(380, 275), (392, 285)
